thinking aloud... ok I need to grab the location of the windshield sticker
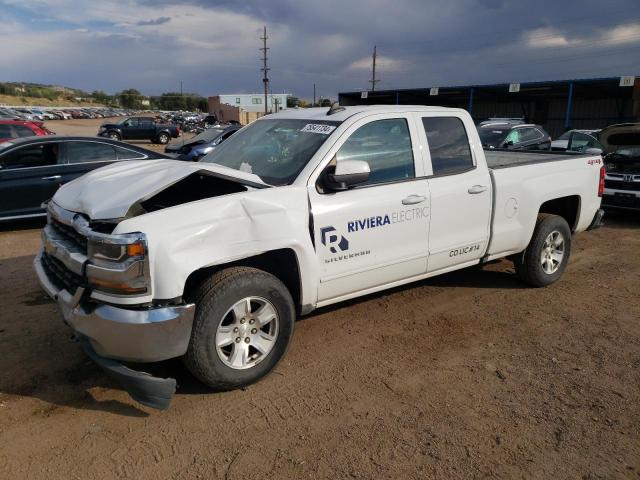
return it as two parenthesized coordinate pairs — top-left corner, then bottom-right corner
(301, 124), (336, 135)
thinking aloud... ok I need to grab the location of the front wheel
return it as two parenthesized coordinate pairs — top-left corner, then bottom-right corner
(184, 267), (295, 390)
(108, 132), (121, 141)
(514, 214), (571, 287)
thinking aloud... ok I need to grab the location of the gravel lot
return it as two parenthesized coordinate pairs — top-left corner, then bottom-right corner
(0, 120), (639, 479)
(43, 117), (194, 154)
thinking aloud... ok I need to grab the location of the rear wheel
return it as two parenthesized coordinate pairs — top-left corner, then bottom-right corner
(514, 214), (571, 287)
(184, 267), (295, 390)
(157, 132), (170, 144)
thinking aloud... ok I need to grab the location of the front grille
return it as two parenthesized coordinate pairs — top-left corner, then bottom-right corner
(604, 179), (640, 192)
(41, 252), (86, 294)
(50, 218), (88, 254)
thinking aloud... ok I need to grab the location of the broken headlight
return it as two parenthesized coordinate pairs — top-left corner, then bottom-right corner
(86, 233), (150, 296)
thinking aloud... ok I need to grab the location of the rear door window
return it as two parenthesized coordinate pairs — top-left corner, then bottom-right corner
(520, 128), (543, 142)
(65, 142), (117, 164)
(422, 117), (474, 175)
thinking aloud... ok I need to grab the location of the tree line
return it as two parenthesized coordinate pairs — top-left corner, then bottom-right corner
(96, 89), (208, 111)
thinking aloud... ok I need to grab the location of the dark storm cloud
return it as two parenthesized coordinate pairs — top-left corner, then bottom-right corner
(136, 16), (171, 26)
(2, 0), (639, 98)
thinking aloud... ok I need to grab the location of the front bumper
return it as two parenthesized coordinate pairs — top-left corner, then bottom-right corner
(34, 250), (195, 363)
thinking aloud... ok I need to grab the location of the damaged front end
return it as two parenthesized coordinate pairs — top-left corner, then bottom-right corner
(34, 201), (196, 410)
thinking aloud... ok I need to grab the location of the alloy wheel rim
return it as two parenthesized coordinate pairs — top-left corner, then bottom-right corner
(215, 296), (279, 370)
(541, 230), (565, 274)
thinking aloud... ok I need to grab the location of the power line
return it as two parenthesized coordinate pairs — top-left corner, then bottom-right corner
(260, 26), (270, 115)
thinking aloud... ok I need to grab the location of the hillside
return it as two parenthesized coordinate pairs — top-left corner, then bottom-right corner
(0, 82), (104, 107)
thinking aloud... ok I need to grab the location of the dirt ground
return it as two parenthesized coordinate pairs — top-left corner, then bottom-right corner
(0, 120), (639, 479)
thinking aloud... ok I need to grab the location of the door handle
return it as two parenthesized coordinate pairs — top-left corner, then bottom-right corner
(41, 175), (62, 181)
(468, 185), (487, 194)
(402, 194), (426, 205)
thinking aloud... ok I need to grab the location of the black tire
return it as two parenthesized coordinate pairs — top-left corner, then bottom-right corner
(184, 267), (295, 390)
(514, 214), (572, 287)
(157, 132), (170, 144)
(108, 131), (121, 141)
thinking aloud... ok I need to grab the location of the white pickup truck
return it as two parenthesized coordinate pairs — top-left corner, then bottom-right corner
(35, 105), (605, 409)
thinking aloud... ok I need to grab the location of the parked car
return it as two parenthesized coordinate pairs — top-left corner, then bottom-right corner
(551, 129), (602, 152)
(34, 105), (604, 409)
(477, 120), (552, 150)
(98, 117), (181, 144)
(30, 109), (56, 121)
(0, 120), (55, 143)
(14, 109), (37, 121)
(0, 136), (168, 221)
(164, 125), (241, 161)
(0, 108), (26, 120)
(600, 123), (640, 210)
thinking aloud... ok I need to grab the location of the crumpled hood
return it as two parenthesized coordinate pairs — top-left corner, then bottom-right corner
(599, 123), (640, 153)
(53, 159), (268, 219)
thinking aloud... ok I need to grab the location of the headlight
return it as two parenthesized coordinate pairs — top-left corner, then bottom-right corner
(196, 146), (214, 155)
(98, 127), (106, 133)
(86, 233), (150, 296)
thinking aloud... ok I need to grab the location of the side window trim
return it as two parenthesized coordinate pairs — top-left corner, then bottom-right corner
(307, 113), (424, 188)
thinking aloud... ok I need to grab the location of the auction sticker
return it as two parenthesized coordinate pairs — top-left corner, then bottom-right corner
(301, 124), (336, 134)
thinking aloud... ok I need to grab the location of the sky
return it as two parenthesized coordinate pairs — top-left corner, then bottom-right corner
(1, 0), (639, 100)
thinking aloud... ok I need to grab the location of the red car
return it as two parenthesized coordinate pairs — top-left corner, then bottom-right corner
(0, 120), (55, 143)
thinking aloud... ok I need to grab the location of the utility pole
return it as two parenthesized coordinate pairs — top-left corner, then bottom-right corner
(313, 83), (316, 106)
(260, 26), (270, 115)
(369, 45), (380, 91)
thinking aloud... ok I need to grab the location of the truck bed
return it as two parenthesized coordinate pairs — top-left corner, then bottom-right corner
(485, 150), (584, 169)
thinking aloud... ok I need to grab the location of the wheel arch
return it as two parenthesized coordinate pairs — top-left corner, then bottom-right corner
(183, 248), (305, 315)
(538, 195), (581, 232)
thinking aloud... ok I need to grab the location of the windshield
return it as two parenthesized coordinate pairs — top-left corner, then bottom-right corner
(478, 127), (507, 147)
(190, 128), (225, 144)
(200, 119), (341, 185)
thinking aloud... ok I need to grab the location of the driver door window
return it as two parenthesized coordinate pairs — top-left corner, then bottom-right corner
(504, 129), (521, 145)
(335, 118), (414, 185)
(2, 144), (59, 169)
(568, 132), (601, 152)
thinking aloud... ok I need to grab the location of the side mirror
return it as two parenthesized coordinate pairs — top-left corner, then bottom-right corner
(585, 147), (603, 155)
(325, 159), (370, 191)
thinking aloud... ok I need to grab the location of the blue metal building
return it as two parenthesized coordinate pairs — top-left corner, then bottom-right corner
(338, 76), (640, 137)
